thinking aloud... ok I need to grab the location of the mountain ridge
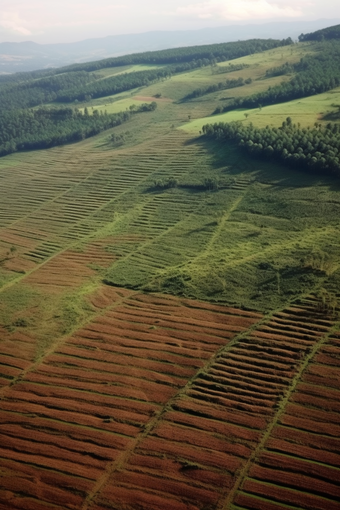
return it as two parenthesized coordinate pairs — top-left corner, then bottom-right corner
(1, 18), (338, 74)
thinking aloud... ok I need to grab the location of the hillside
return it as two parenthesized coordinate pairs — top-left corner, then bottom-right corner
(0, 31), (340, 510)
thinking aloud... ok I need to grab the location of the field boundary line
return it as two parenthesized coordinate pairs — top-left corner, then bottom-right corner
(199, 190), (248, 261)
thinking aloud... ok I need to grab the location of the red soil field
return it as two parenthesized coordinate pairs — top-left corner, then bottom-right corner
(232, 326), (340, 510)
(172, 397), (269, 430)
(266, 438), (340, 467)
(295, 381), (340, 401)
(234, 492), (300, 510)
(93, 487), (197, 510)
(290, 391), (340, 412)
(252, 451), (340, 486)
(128, 453), (230, 487)
(248, 465), (340, 501)
(27, 360), (188, 388)
(164, 410), (262, 442)
(272, 424), (340, 454)
(3, 256), (37, 273)
(0, 289), (266, 509)
(109, 470), (219, 503)
(152, 422), (252, 458)
(1, 296), (339, 509)
(241, 479), (340, 510)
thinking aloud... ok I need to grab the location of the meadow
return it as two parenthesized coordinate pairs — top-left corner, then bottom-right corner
(0, 37), (339, 510)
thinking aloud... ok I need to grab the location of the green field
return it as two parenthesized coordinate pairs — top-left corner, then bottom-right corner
(0, 39), (339, 326)
(94, 63), (165, 79)
(181, 86), (340, 132)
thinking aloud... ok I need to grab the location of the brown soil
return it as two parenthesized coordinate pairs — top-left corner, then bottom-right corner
(1, 294), (339, 510)
(242, 479), (340, 510)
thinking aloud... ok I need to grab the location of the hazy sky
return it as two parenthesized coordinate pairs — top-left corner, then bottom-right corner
(0, 0), (339, 44)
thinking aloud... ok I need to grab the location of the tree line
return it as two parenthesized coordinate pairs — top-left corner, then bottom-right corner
(60, 38), (293, 73)
(265, 61), (294, 77)
(202, 118), (340, 177)
(0, 102), (156, 157)
(0, 71), (94, 112)
(0, 38), (292, 112)
(214, 41), (340, 114)
(182, 77), (252, 101)
(299, 24), (340, 42)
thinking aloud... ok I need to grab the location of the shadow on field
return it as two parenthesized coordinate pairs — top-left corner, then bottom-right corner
(184, 135), (340, 190)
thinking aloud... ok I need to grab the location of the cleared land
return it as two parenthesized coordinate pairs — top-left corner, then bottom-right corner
(181, 86), (340, 132)
(0, 41), (340, 509)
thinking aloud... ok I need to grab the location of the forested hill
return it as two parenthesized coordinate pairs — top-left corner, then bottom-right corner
(215, 40), (340, 114)
(0, 102), (156, 157)
(299, 24), (340, 42)
(0, 38), (291, 112)
(0, 37), (293, 156)
(59, 38), (293, 73)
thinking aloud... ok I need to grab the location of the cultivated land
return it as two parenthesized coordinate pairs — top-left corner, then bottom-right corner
(0, 40), (340, 510)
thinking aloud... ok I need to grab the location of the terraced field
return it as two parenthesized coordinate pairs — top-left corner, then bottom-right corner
(1, 289), (339, 510)
(1, 42), (340, 509)
(0, 288), (262, 509)
(234, 302), (340, 510)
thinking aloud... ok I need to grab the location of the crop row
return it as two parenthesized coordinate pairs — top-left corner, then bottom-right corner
(234, 324), (340, 510)
(0, 130), (216, 288)
(91, 299), (336, 510)
(0, 290), (260, 509)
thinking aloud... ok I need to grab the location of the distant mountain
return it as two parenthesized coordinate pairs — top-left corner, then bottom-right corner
(1, 19), (338, 74)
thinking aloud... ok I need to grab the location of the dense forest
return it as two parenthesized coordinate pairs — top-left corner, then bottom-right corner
(0, 102), (156, 157)
(299, 24), (340, 42)
(0, 72), (94, 112)
(215, 41), (340, 114)
(203, 118), (340, 177)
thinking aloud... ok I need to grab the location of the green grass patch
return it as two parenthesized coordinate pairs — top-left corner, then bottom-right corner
(1, 40), (339, 315)
(181, 86), (340, 133)
(94, 64), (165, 80)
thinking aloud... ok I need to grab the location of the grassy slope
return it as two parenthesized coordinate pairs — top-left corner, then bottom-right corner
(0, 41), (339, 348)
(181, 86), (340, 131)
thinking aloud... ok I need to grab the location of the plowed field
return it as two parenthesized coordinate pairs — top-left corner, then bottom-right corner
(233, 308), (340, 510)
(1, 292), (339, 510)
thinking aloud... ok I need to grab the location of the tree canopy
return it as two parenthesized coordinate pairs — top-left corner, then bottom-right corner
(215, 41), (340, 114)
(299, 24), (340, 42)
(203, 118), (340, 177)
(0, 103), (156, 157)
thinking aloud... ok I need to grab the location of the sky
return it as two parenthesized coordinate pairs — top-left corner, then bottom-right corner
(0, 0), (339, 44)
